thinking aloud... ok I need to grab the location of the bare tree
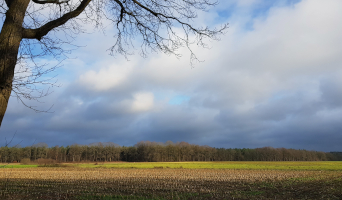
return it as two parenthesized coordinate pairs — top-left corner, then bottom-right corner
(0, 0), (228, 126)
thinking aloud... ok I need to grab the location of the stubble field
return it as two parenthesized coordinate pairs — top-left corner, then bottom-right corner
(0, 162), (341, 199)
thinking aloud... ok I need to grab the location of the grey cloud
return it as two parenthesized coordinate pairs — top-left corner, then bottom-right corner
(2, 0), (342, 152)
(319, 77), (342, 108)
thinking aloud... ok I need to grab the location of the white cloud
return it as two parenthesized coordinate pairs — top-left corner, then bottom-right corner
(130, 92), (155, 113)
(230, 0), (342, 75)
(78, 63), (133, 91)
(237, 0), (261, 7)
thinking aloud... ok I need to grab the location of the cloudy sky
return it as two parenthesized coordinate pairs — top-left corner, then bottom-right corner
(2, 0), (342, 151)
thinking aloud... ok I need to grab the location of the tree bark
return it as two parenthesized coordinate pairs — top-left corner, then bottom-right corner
(0, 0), (30, 126)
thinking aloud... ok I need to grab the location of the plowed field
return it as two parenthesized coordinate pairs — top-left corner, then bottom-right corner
(1, 168), (341, 199)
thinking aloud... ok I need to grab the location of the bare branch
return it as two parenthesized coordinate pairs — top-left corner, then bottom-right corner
(1, 0), (227, 123)
(22, 0), (92, 40)
(31, 0), (70, 5)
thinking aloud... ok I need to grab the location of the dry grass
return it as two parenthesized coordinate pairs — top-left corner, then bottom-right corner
(0, 168), (315, 181)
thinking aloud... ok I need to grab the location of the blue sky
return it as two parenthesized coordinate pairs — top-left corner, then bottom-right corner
(1, 0), (342, 151)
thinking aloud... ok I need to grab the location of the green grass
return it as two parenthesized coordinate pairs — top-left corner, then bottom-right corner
(0, 164), (38, 168)
(2, 161), (342, 171)
(76, 161), (342, 171)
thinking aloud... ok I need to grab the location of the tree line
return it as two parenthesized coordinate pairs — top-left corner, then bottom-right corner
(0, 141), (341, 163)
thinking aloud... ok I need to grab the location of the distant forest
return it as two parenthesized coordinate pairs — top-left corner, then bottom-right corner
(1, 141), (341, 163)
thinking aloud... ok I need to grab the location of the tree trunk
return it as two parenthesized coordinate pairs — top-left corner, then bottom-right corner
(0, 0), (30, 126)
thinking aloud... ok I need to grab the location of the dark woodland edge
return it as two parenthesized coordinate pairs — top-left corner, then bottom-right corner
(1, 141), (342, 163)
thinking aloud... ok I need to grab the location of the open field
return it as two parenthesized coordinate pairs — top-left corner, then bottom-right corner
(0, 162), (342, 199)
(2, 161), (342, 171)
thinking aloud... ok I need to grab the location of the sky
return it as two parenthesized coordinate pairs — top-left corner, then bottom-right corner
(1, 0), (342, 152)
